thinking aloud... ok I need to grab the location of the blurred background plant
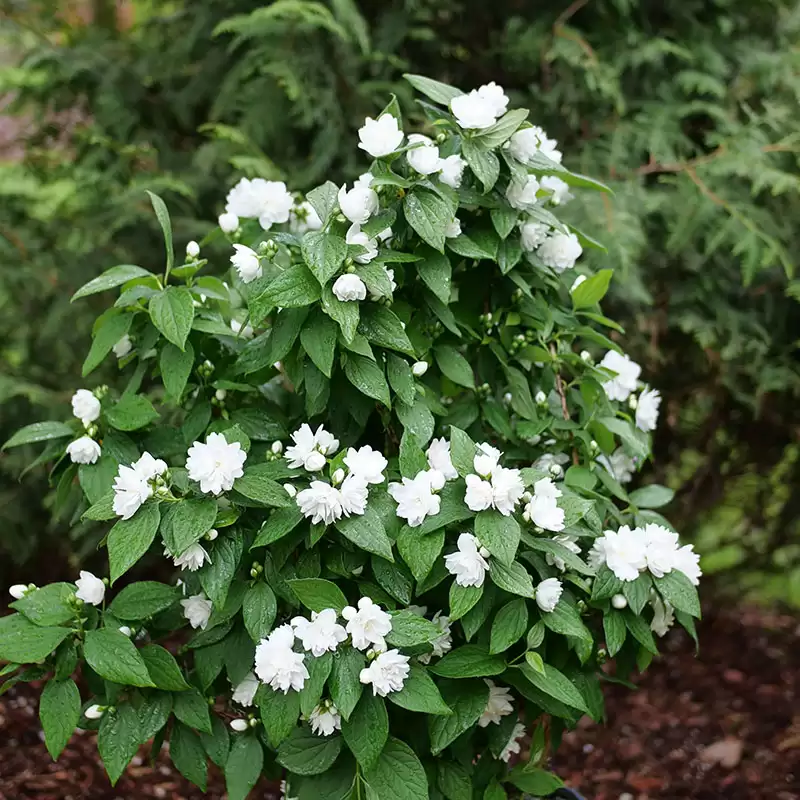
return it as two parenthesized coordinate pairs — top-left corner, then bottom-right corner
(1, 0), (798, 605)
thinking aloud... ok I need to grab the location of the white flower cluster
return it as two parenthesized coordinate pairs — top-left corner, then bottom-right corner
(449, 82), (508, 130)
(464, 443), (525, 516)
(523, 477), (565, 532)
(598, 351), (662, 432)
(224, 177), (294, 232)
(112, 452), (168, 519)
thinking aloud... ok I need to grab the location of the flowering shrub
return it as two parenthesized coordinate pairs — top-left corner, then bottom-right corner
(0, 75), (701, 799)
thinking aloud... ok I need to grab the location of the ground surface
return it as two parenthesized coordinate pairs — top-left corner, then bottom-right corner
(0, 606), (797, 800)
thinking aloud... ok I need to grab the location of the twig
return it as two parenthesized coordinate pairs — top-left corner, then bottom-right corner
(550, 344), (570, 422)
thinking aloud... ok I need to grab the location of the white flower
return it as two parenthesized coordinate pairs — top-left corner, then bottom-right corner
(71, 389), (101, 426)
(535, 578), (563, 613)
(112, 463), (152, 520)
(230, 244), (262, 284)
(289, 200), (323, 235)
(309, 702), (342, 736)
(479, 680), (514, 727)
(533, 452), (569, 473)
(525, 495), (565, 532)
(186, 432), (247, 495)
(599, 351), (642, 402)
(181, 593), (213, 629)
(254, 624), (308, 693)
(571, 274), (587, 292)
(342, 597), (393, 651)
(338, 474), (368, 517)
(75, 571), (105, 606)
(338, 182), (379, 225)
(477, 82), (509, 117)
(465, 474), (494, 512)
(113, 334), (133, 358)
(650, 595), (675, 637)
(545, 534), (581, 571)
(499, 722), (526, 763)
(450, 90), (500, 130)
(588, 526), (647, 582)
(439, 154), (466, 188)
(345, 224), (379, 265)
(296, 481), (343, 526)
(85, 704), (105, 720)
(507, 126), (562, 165)
(314, 428), (339, 455)
(520, 221), (549, 252)
(506, 176), (541, 211)
(673, 544), (702, 586)
(224, 178), (293, 229)
(359, 649), (410, 696)
(541, 176), (573, 205)
(358, 113), (404, 158)
(490, 467), (525, 516)
(388, 469), (444, 527)
(611, 593), (628, 610)
(219, 211), (239, 233)
(232, 672), (259, 706)
(230, 719), (249, 732)
(9, 584), (30, 600)
(230, 319), (254, 339)
(426, 437), (458, 481)
(406, 134), (442, 175)
(344, 445), (387, 484)
(642, 524), (680, 578)
(418, 612), (452, 664)
(226, 177), (271, 217)
(537, 231), (583, 272)
(285, 423), (338, 471)
(600, 449), (636, 484)
(66, 436), (101, 465)
(186, 240), (200, 258)
(445, 533), (491, 588)
(474, 442), (503, 477)
(636, 387), (662, 432)
(292, 609), (348, 657)
(332, 273), (368, 302)
(172, 543), (210, 572)
(411, 361), (428, 377)
(445, 218), (462, 239)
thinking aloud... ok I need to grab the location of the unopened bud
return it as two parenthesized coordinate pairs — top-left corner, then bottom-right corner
(580, 350), (592, 363)
(535, 391), (547, 405)
(118, 626), (133, 637)
(628, 394), (638, 410)
(304, 451), (326, 472)
(611, 594), (628, 610)
(332, 468), (345, 486)
(85, 704), (105, 720)
(186, 240), (200, 259)
(215, 389), (227, 401)
(219, 212), (239, 233)
(412, 361), (428, 377)
(230, 719), (249, 732)
(271, 440), (284, 455)
(549, 463), (564, 479)
(9, 584), (31, 600)
(283, 483), (297, 498)
(206, 528), (218, 542)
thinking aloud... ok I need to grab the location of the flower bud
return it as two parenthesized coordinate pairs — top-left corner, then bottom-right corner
(628, 394), (639, 410)
(206, 528), (219, 542)
(580, 350), (592, 362)
(535, 390), (547, 405)
(412, 361), (428, 377)
(215, 389), (227, 401)
(186, 240), (200, 259)
(283, 483), (297, 498)
(503, 392), (513, 405)
(331, 468), (345, 486)
(230, 719), (249, 732)
(589, 440), (599, 454)
(304, 451), (327, 472)
(611, 594), (628, 610)
(219, 212), (239, 233)
(9, 584), (31, 600)
(118, 626), (133, 637)
(271, 440), (284, 455)
(85, 704), (105, 720)
(549, 463), (564, 479)
(249, 717), (259, 728)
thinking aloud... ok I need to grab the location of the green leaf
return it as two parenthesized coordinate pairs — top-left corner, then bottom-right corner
(108, 502), (161, 583)
(449, 427), (477, 477)
(519, 661), (589, 713)
(72, 264), (153, 302)
(489, 598), (528, 654)
(173, 687), (212, 733)
(434, 345), (475, 388)
(343, 352), (391, 407)
(484, 780), (507, 800)
(84, 629), (155, 688)
(140, 644), (190, 691)
(83, 312), (134, 376)
(446, 229), (498, 260)
(277, 725), (342, 775)
(307, 181), (339, 223)
(3, 420), (74, 450)
(299, 652), (332, 717)
(136, 690), (173, 742)
(596, 416), (650, 461)
(252, 506), (304, 548)
(105, 393), (159, 431)
(449, 582), (483, 621)
(388, 664), (452, 715)
(428, 679), (489, 755)
(289, 578), (348, 613)
(591, 565), (624, 601)
(170, 722), (208, 791)
(603, 610), (626, 657)
(475, 510), (520, 565)
(571, 269), (613, 309)
(342, 692), (388, 768)
(164, 497), (217, 555)
(302, 230), (347, 285)
(321, 285), (360, 343)
(403, 73), (462, 104)
(264, 264), (321, 308)
(200, 531), (244, 609)
(385, 611), (443, 649)
(541, 599), (593, 642)
(109, 581), (180, 620)
(386, 354), (415, 405)
(146, 190), (174, 275)
(429, 645), (506, 679)
(0, 614), (71, 663)
(475, 109), (529, 149)
(629, 484), (675, 509)
(150, 287), (195, 350)
(490, 207), (518, 240)
(416, 249), (452, 304)
(224, 735), (263, 800)
(623, 573), (651, 615)
(83, 491), (117, 521)
(398, 529), (444, 582)
(404, 189), (450, 252)
(257, 683), (300, 746)
(160, 341), (195, 399)
(623, 608), (658, 653)
(522, 536), (592, 576)
(497, 236), (522, 274)
(40, 678), (80, 759)
(301, 312), (338, 378)
(372, 557), (413, 604)
(490, 560), (535, 598)
(363, 737), (428, 800)
(98, 703), (141, 785)
(654, 571), (701, 618)
(336, 505), (393, 560)
(437, 760), (472, 800)
(462, 138), (500, 192)
(507, 766), (564, 796)
(243, 582), (277, 641)
(11, 583), (75, 626)
(200, 715), (231, 767)
(358, 306), (415, 355)
(330, 647), (365, 721)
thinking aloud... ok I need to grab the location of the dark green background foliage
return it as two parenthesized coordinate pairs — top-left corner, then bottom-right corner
(1, 0), (798, 602)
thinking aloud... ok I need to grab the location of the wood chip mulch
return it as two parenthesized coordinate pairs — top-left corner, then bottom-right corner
(0, 606), (798, 800)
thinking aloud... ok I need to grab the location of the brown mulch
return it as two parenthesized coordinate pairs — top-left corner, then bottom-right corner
(0, 607), (798, 800)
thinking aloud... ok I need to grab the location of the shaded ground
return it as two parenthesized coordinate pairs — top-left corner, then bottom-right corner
(0, 606), (797, 800)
